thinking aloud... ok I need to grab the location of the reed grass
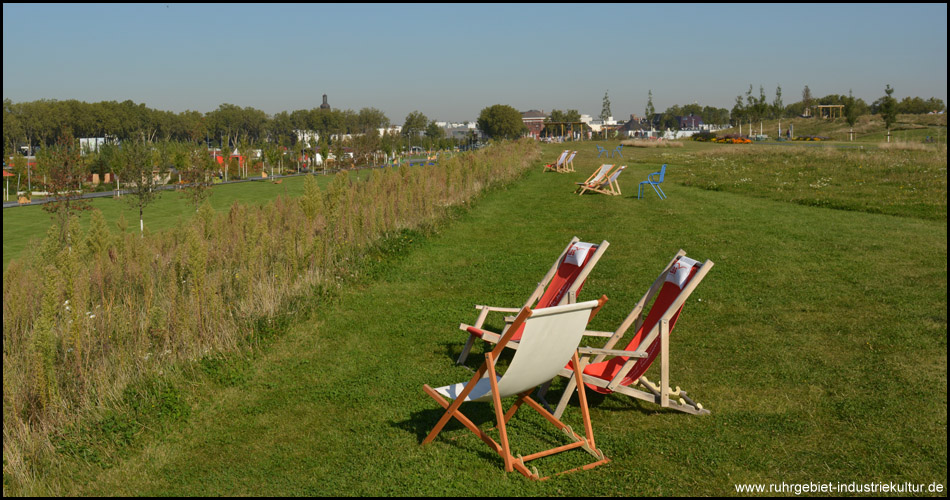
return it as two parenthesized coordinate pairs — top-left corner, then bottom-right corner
(1, 140), (540, 494)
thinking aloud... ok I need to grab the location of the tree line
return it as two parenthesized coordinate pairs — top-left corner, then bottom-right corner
(2, 98), (476, 158)
(729, 84), (945, 125)
(627, 86), (946, 132)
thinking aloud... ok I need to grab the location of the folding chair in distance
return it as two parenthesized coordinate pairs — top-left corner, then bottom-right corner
(578, 165), (626, 196)
(638, 164), (668, 199)
(562, 150), (577, 172)
(456, 237), (609, 366)
(595, 145), (608, 158)
(543, 150), (570, 172)
(574, 164), (615, 195)
(423, 298), (611, 481)
(543, 250), (714, 419)
(613, 144), (624, 159)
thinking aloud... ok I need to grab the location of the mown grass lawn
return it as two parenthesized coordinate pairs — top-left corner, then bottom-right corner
(50, 141), (947, 496)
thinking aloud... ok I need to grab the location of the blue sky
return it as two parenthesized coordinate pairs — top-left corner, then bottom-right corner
(3, 3), (947, 123)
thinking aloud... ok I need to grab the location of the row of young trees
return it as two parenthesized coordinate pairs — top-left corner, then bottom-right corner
(729, 84), (945, 125)
(12, 101), (523, 245)
(2, 98), (470, 159)
(635, 85), (945, 131)
(19, 133), (219, 243)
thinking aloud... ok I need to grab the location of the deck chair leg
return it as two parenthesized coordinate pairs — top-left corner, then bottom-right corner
(423, 384), (504, 453)
(423, 360), (491, 445)
(503, 389), (535, 425)
(660, 319), (670, 407)
(486, 352), (514, 472)
(456, 335), (476, 365)
(553, 373), (579, 420)
(535, 380), (554, 412)
(457, 307), (491, 365)
(570, 353), (596, 449)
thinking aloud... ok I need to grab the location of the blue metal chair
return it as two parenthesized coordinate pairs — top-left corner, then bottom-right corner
(638, 164), (667, 199)
(613, 144), (623, 159)
(596, 145), (608, 158)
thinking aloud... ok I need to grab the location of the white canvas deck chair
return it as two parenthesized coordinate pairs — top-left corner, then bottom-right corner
(562, 150), (577, 172)
(543, 150), (570, 172)
(579, 165), (626, 196)
(456, 237), (609, 366)
(423, 298), (611, 480)
(574, 164), (616, 194)
(544, 250), (713, 419)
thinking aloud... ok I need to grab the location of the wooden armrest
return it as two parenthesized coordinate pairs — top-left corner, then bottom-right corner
(474, 305), (522, 313)
(582, 330), (615, 338)
(459, 323), (502, 343)
(577, 346), (648, 358)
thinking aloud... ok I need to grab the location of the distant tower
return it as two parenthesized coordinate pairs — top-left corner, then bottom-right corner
(320, 94), (330, 110)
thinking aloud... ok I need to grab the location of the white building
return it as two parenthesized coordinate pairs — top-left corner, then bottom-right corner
(294, 129), (319, 145)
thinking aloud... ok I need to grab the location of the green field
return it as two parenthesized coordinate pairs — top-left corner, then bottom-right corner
(1, 170), (378, 270)
(3, 139), (947, 496)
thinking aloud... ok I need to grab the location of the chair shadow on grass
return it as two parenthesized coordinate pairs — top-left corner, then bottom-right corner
(393, 388), (615, 472)
(393, 404), (579, 474)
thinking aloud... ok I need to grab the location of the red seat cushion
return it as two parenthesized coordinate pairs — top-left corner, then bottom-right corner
(570, 260), (698, 394)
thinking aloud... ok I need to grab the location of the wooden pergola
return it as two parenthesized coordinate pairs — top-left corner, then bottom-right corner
(542, 122), (588, 141)
(814, 105), (845, 119)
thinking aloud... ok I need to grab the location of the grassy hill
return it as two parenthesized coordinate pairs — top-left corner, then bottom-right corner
(715, 112), (947, 144)
(3, 139), (946, 496)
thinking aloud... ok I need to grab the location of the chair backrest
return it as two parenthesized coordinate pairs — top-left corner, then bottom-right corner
(588, 164), (614, 185)
(557, 150), (569, 165)
(565, 151), (577, 163)
(490, 300), (602, 399)
(510, 240), (606, 342)
(594, 256), (705, 389)
(534, 241), (599, 309)
(656, 164), (667, 182)
(605, 165), (626, 184)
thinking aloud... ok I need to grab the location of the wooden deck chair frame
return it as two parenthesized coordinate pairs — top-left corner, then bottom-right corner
(574, 164), (616, 194)
(578, 165), (626, 196)
(543, 150), (570, 172)
(543, 250), (713, 419)
(423, 298), (611, 481)
(456, 237), (610, 366)
(563, 150), (577, 172)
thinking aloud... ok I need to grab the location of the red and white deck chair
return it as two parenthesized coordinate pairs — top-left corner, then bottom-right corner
(455, 237), (609, 366)
(423, 298), (611, 481)
(574, 164), (617, 194)
(543, 150), (570, 172)
(544, 250), (714, 419)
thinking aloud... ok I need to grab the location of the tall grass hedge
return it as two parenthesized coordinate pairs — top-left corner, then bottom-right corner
(2, 140), (540, 487)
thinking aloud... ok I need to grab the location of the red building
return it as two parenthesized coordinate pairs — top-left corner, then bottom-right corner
(521, 110), (548, 139)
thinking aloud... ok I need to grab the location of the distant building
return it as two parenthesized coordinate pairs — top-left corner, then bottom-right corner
(294, 129), (319, 145)
(677, 114), (703, 130)
(521, 110), (547, 139)
(78, 136), (117, 155)
(620, 114), (657, 138)
(320, 94), (330, 110)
